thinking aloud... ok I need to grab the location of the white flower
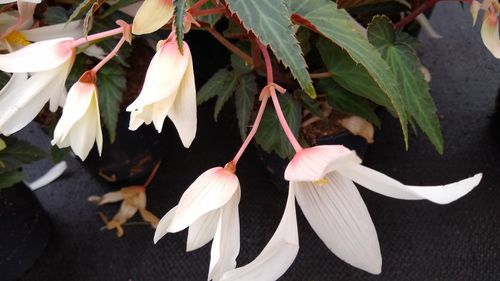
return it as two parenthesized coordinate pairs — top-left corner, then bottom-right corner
(126, 38), (196, 148)
(51, 71), (103, 161)
(132, 0), (174, 35)
(0, 37), (75, 135)
(223, 145), (482, 280)
(471, 0), (500, 58)
(154, 166), (240, 281)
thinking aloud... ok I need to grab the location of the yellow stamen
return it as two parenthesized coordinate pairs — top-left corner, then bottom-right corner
(313, 178), (328, 187)
(5, 31), (30, 47)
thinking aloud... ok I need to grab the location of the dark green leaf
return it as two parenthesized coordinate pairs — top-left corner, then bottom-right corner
(214, 74), (238, 121)
(187, 0), (222, 26)
(51, 146), (71, 164)
(234, 74), (257, 139)
(67, 0), (95, 23)
(319, 78), (381, 128)
(97, 62), (126, 143)
(299, 90), (324, 117)
(0, 71), (10, 89)
(231, 54), (252, 74)
(174, 0), (187, 53)
(367, 16), (443, 153)
(43, 7), (70, 25)
(290, 0), (408, 147)
(255, 94), (301, 159)
(0, 137), (46, 174)
(0, 138), (5, 151)
(0, 170), (25, 190)
(226, 0), (316, 98)
(197, 69), (233, 105)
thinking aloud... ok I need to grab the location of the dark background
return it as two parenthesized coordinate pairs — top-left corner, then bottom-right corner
(17, 3), (500, 280)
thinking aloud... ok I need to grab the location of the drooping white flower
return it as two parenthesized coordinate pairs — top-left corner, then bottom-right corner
(223, 145), (482, 280)
(154, 166), (240, 281)
(51, 71), (103, 161)
(0, 37), (75, 135)
(471, 0), (500, 58)
(126, 38), (196, 148)
(132, 0), (174, 35)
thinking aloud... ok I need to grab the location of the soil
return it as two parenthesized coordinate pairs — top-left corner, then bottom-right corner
(301, 109), (348, 145)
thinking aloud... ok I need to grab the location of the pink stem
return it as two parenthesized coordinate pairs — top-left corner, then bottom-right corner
(72, 27), (124, 48)
(231, 95), (270, 165)
(92, 36), (126, 72)
(257, 42), (303, 153)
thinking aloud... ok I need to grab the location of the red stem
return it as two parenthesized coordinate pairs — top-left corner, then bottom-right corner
(189, 0), (210, 12)
(394, 0), (439, 30)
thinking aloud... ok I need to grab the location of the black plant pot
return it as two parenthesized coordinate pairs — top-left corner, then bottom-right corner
(258, 130), (369, 189)
(0, 183), (50, 281)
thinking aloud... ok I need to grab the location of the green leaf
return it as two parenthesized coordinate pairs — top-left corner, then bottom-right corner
(174, 0), (187, 53)
(368, 16), (443, 153)
(97, 62), (126, 143)
(290, 0), (408, 147)
(43, 7), (70, 25)
(231, 54), (252, 74)
(316, 38), (389, 107)
(186, 0), (222, 26)
(234, 74), (257, 139)
(214, 74), (238, 121)
(0, 138), (6, 152)
(51, 146), (71, 164)
(67, 0), (95, 23)
(83, 0), (107, 37)
(0, 170), (25, 190)
(298, 90), (323, 117)
(255, 94), (302, 159)
(226, 0), (316, 98)
(0, 71), (10, 89)
(0, 137), (46, 174)
(197, 69), (234, 105)
(319, 78), (381, 128)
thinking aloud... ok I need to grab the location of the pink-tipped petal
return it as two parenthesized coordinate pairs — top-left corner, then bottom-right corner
(154, 205), (177, 244)
(0, 38), (74, 72)
(208, 189), (240, 281)
(285, 145), (362, 182)
(481, 11), (500, 58)
(167, 45), (197, 148)
(294, 172), (381, 274)
(221, 185), (299, 281)
(471, 0), (482, 26)
(132, 0), (174, 35)
(186, 209), (220, 252)
(167, 167), (239, 233)
(340, 164), (482, 204)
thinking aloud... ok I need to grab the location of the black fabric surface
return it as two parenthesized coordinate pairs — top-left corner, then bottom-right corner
(17, 3), (500, 280)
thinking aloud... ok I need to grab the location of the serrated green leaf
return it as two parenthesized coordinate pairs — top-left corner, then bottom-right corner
(174, 0), (187, 53)
(197, 69), (233, 105)
(231, 54), (252, 74)
(319, 78), (381, 128)
(67, 0), (95, 23)
(97, 62), (126, 143)
(0, 137), (46, 173)
(255, 94), (302, 159)
(0, 138), (6, 151)
(214, 74), (238, 121)
(235, 74), (257, 139)
(186, 0), (222, 26)
(43, 7), (70, 25)
(226, 0), (316, 98)
(0, 170), (25, 190)
(290, 0), (408, 147)
(368, 16), (443, 153)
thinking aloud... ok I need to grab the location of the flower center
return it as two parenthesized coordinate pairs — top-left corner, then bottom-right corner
(312, 178), (328, 187)
(5, 31), (30, 47)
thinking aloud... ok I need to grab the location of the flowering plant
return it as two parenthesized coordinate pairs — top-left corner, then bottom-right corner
(0, 0), (492, 279)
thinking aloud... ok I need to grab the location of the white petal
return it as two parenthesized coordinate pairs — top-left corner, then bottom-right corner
(480, 11), (500, 58)
(294, 172), (381, 274)
(22, 21), (83, 42)
(208, 189), (240, 281)
(0, 38), (74, 72)
(66, 93), (100, 160)
(25, 161), (67, 191)
(339, 164), (482, 204)
(167, 167), (239, 233)
(187, 209), (220, 252)
(471, 0), (481, 26)
(17, 1), (36, 22)
(167, 44), (197, 148)
(221, 185), (299, 281)
(285, 145), (362, 182)
(416, 14), (443, 39)
(126, 40), (188, 111)
(0, 72), (28, 99)
(154, 206), (177, 244)
(83, 45), (106, 59)
(132, 0), (174, 35)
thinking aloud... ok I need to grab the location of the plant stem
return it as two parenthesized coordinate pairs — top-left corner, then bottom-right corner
(92, 36), (126, 72)
(205, 27), (253, 65)
(72, 27), (124, 48)
(189, 0), (210, 11)
(231, 94), (269, 165)
(143, 161), (161, 188)
(310, 72), (332, 79)
(394, 0), (439, 30)
(258, 42), (303, 153)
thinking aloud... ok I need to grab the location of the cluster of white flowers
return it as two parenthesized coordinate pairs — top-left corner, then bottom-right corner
(0, 1), (484, 280)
